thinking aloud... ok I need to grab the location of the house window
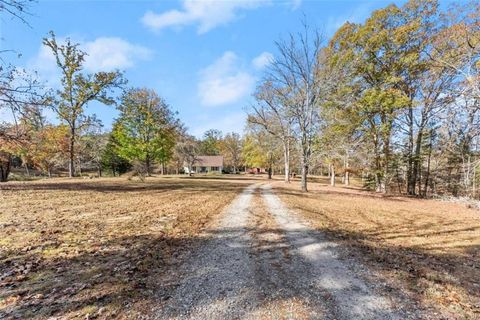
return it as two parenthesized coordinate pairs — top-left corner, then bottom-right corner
(211, 166), (219, 171)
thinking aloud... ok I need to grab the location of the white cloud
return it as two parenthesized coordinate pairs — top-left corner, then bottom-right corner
(29, 36), (152, 85)
(252, 51), (273, 69)
(142, 0), (299, 34)
(29, 44), (61, 87)
(83, 37), (152, 72)
(198, 51), (255, 107)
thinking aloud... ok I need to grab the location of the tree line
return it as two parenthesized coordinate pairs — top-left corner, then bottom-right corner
(247, 0), (480, 196)
(2, 0), (480, 199)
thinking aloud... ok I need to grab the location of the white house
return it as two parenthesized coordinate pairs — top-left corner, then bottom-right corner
(184, 156), (224, 174)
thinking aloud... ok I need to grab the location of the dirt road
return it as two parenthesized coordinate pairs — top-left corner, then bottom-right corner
(155, 183), (425, 319)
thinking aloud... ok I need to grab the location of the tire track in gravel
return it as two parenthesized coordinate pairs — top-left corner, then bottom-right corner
(155, 183), (260, 319)
(247, 189), (330, 319)
(156, 184), (334, 319)
(260, 184), (422, 320)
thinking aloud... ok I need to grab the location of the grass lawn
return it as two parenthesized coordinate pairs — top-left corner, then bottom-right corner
(2, 174), (479, 319)
(0, 176), (252, 319)
(273, 177), (480, 319)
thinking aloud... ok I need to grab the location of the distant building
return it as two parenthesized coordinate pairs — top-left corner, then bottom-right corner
(184, 156), (224, 174)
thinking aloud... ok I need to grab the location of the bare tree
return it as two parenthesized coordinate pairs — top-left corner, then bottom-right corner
(248, 81), (294, 183)
(0, 0), (35, 27)
(176, 135), (200, 176)
(267, 22), (323, 191)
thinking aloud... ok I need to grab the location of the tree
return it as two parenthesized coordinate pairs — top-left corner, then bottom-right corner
(14, 104), (48, 176)
(200, 129), (222, 155)
(30, 125), (69, 177)
(248, 81), (294, 183)
(43, 31), (124, 177)
(0, 0), (51, 182)
(318, 0), (480, 197)
(111, 88), (180, 176)
(79, 121), (108, 177)
(176, 135), (200, 176)
(0, 67), (50, 182)
(167, 124), (188, 174)
(0, 0), (35, 26)
(0, 124), (23, 182)
(242, 130), (281, 179)
(101, 132), (130, 177)
(258, 22), (324, 192)
(428, 1), (480, 197)
(326, 4), (421, 193)
(221, 132), (242, 173)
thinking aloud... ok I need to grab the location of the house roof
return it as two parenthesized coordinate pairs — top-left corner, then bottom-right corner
(195, 156), (224, 167)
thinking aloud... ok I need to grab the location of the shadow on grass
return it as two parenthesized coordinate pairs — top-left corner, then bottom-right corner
(0, 178), (251, 194)
(275, 186), (409, 202)
(0, 227), (400, 319)
(0, 233), (193, 319)
(281, 201), (480, 317)
(2, 220), (478, 319)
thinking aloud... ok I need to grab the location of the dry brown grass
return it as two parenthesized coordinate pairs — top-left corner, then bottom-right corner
(0, 176), (253, 319)
(273, 177), (480, 319)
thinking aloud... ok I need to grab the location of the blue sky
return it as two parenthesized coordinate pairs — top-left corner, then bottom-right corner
(1, 0), (414, 137)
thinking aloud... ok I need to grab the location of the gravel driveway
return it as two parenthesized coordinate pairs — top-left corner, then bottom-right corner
(155, 183), (427, 319)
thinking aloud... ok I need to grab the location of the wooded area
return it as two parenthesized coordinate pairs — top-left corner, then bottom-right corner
(248, 0), (480, 196)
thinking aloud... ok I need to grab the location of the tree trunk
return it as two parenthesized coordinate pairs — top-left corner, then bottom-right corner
(145, 156), (151, 176)
(473, 162), (477, 199)
(268, 166), (272, 179)
(375, 173), (385, 193)
(48, 167), (52, 178)
(24, 163), (30, 176)
(382, 134), (391, 194)
(69, 128), (75, 178)
(188, 163), (193, 177)
(302, 164), (308, 192)
(423, 144), (431, 197)
(344, 152), (350, 186)
(406, 106), (415, 195)
(330, 164), (336, 186)
(410, 130), (424, 196)
(0, 155), (11, 182)
(98, 165), (102, 178)
(283, 140), (290, 183)
(372, 132), (383, 192)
